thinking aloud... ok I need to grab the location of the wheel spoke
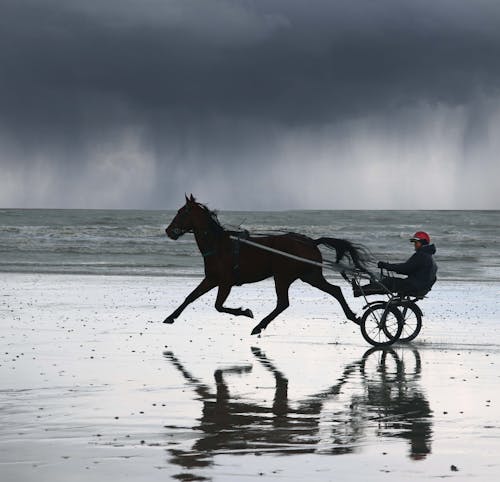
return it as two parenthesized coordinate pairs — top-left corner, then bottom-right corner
(361, 304), (403, 347)
(395, 302), (422, 342)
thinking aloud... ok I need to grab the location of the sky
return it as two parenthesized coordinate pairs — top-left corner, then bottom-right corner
(1, 0), (500, 210)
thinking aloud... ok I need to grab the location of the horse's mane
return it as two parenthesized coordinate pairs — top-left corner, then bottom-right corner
(194, 200), (251, 238)
(194, 201), (225, 233)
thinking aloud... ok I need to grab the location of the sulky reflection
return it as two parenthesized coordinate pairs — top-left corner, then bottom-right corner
(164, 346), (432, 473)
(356, 347), (431, 460)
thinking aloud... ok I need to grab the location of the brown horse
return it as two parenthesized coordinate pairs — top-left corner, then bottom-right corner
(164, 195), (368, 335)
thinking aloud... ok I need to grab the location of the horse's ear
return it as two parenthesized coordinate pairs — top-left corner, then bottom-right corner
(189, 194), (196, 202)
(185, 193), (189, 203)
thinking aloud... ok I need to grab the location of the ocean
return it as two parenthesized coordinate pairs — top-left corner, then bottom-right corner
(0, 209), (498, 281)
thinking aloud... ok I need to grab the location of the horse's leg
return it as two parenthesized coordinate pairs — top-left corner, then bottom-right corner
(251, 347), (289, 415)
(251, 277), (292, 335)
(163, 277), (217, 324)
(300, 270), (360, 323)
(215, 285), (254, 318)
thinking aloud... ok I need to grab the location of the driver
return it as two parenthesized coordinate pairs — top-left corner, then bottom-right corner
(353, 231), (437, 296)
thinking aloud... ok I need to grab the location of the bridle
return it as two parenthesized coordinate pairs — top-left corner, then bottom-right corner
(171, 205), (193, 237)
(169, 204), (224, 258)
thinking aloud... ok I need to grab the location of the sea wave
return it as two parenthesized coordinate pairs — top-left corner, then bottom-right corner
(0, 209), (498, 281)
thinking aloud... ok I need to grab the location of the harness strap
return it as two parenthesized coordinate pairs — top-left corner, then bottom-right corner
(200, 229), (217, 258)
(231, 232), (250, 286)
(202, 249), (216, 258)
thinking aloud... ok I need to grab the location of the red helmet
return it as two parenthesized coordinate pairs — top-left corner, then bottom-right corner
(410, 231), (430, 244)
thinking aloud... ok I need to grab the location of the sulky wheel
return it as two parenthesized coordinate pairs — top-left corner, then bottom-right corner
(395, 301), (422, 342)
(360, 304), (403, 347)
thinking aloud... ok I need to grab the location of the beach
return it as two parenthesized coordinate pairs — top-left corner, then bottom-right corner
(1, 273), (499, 481)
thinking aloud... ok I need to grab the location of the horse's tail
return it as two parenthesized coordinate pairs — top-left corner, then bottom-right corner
(313, 237), (372, 271)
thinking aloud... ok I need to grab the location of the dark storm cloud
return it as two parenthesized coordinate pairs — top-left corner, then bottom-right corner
(1, 0), (500, 208)
(3, 0), (500, 122)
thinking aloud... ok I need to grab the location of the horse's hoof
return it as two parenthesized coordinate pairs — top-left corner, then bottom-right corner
(163, 317), (175, 324)
(251, 326), (262, 335)
(243, 309), (254, 319)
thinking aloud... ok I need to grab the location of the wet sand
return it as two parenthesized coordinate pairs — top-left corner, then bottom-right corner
(1, 273), (499, 481)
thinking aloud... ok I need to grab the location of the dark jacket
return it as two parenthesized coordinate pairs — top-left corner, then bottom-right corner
(385, 244), (437, 292)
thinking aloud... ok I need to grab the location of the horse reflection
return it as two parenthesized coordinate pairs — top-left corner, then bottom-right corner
(164, 346), (432, 474)
(165, 349), (338, 459)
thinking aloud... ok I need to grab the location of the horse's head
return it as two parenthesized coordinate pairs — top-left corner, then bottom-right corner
(165, 194), (197, 239)
(166, 194), (211, 239)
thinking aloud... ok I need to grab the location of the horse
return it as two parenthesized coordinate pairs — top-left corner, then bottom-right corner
(164, 195), (369, 335)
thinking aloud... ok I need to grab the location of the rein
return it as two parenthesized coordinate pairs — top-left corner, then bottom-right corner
(229, 235), (337, 270)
